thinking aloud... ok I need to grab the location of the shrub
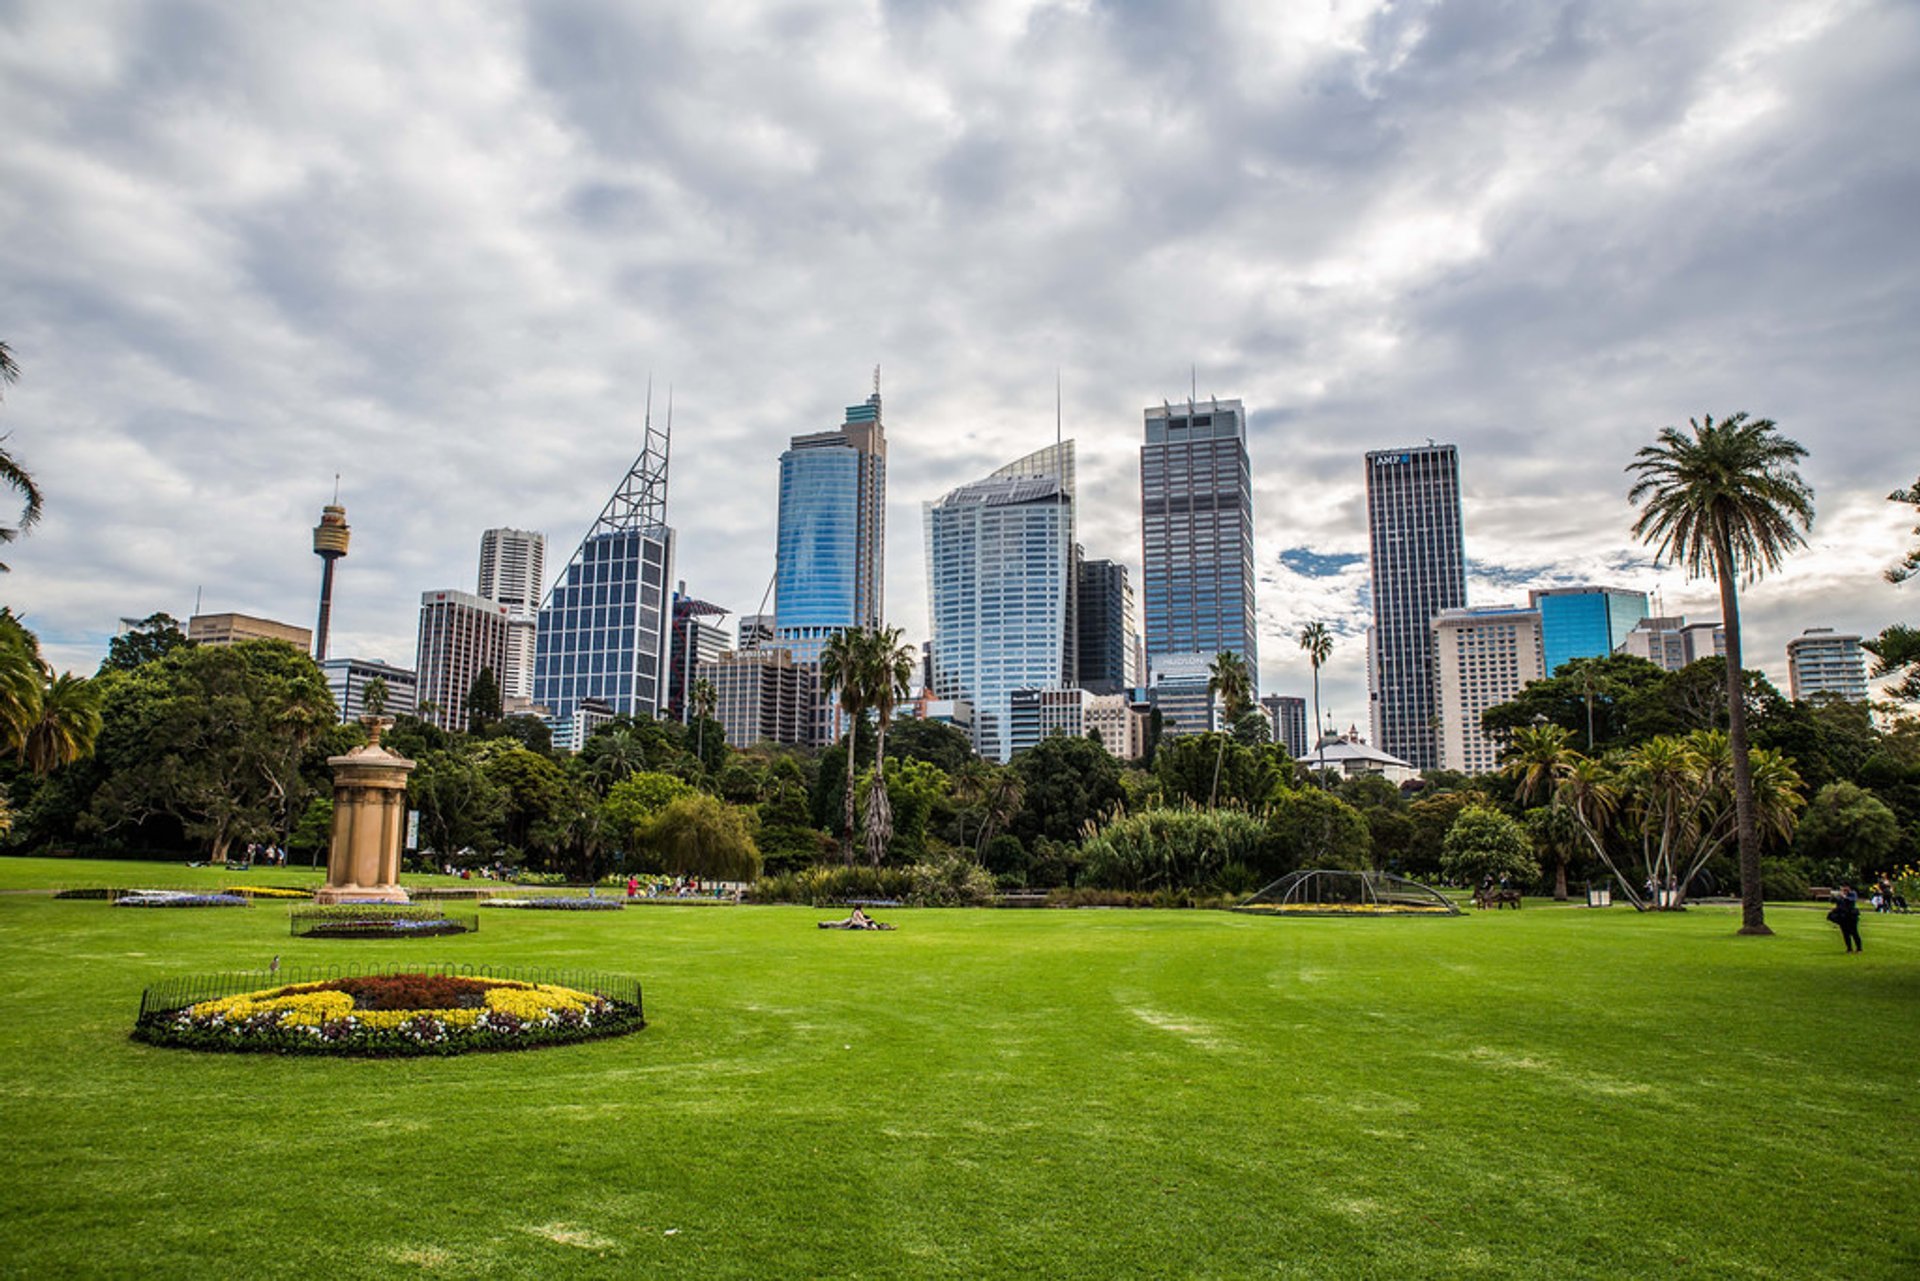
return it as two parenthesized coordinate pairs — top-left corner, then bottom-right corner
(1760, 857), (1813, 903)
(1079, 806), (1269, 891)
(750, 858), (994, 907)
(1440, 806), (1540, 887)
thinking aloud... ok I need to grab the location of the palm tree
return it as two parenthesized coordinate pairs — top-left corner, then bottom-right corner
(691, 678), (718, 772)
(20, 673), (102, 774)
(1205, 650), (1253, 808)
(1505, 722), (1576, 808)
(1628, 413), (1814, 935)
(1298, 622), (1333, 785)
(860, 628), (916, 867)
(818, 628), (868, 864)
(975, 768), (1025, 861)
(0, 343), (43, 573)
(0, 610), (46, 756)
(361, 676), (389, 718)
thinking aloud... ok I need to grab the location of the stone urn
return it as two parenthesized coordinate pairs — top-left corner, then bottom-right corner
(314, 717), (416, 905)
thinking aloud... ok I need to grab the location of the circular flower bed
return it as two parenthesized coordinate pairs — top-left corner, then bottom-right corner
(226, 885), (313, 900)
(135, 971), (644, 1056)
(290, 905), (477, 938)
(112, 890), (251, 908)
(481, 896), (624, 911)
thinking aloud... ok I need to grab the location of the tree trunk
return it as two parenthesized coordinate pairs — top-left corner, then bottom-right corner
(1553, 854), (1568, 901)
(1716, 528), (1770, 936)
(1311, 667), (1324, 786)
(842, 716), (858, 866)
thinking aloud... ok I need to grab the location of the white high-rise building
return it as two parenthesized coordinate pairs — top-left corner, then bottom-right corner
(1787, 628), (1870, 702)
(416, 590), (512, 733)
(1434, 605), (1545, 775)
(321, 657), (418, 723)
(478, 528), (547, 608)
(1620, 616), (1725, 671)
(925, 442), (1075, 762)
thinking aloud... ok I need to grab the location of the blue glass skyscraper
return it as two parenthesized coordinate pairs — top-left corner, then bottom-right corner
(1529, 586), (1649, 676)
(534, 397), (674, 742)
(925, 442), (1075, 762)
(774, 384), (887, 668)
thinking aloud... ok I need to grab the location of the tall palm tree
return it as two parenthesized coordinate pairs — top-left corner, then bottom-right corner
(975, 768), (1025, 861)
(1206, 650), (1253, 808)
(691, 678), (718, 772)
(1628, 413), (1813, 935)
(1298, 622), (1333, 785)
(860, 628), (916, 867)
(0, 343), (43, 572)
(1505, 722), (1576, 808)
(20, 673), (103, 774)
(818, 627), (868, 864)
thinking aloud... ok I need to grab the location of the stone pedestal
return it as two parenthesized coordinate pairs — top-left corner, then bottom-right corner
(314, 719), (416, 905)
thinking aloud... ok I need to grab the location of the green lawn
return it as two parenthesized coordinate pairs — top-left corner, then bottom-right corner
(2, 858), (1915, 1278)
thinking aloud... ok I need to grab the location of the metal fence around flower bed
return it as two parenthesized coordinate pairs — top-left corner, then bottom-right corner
(289, 905), (480, 939)
(136, 962), (643, 1022)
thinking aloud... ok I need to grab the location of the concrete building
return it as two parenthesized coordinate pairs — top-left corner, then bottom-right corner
(1529, 585), (1649, 676)
(667, 585), (731, 723)
(478, 528), (547, 609)
(534, 405), (675, 724)
(1262, 694), (1308, 758)
(552, 698), (615, 754)
(1009, 687), (1092, 757)
(320, 657), (418, 724)
(1620, 616), (1725, 671)
(924, 442), (1076, 762)
(1365, 444), (1466, 771)
(415, 590), (512, 733)
(738, 614), (775, 650)
(1076, 558), (1137, 695)
(1087, 690), (1152, 760)
(1147, 652), (1215, 739)
(1140, 396), (1257, 703)
(1434, 605), (1546, 775)
(700, 647), (819, 748)
(1787, 628), (1871, 702)
(188, 612), (312, 651)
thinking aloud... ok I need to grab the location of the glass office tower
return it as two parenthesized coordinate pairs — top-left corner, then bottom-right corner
(1365, 443), (1466, 771)
(774, 386), (887, 667)
(1529, 586), (1649, 676)
(534, 403), (675, 732)
(1140, 397), (1257, 704)
(925, 443), (1075, 762)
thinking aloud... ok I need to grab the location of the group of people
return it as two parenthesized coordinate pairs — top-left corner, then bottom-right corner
(1829, 875), (1912, 954)
(1868, 873), (1909, 915)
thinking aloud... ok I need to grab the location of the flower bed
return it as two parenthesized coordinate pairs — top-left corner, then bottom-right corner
(1235, 902), (1455, 915)
(133, 968), (644, 1056)
(290, 905), (477, 938)
(480, 897), (624, 911)
(226, 885), (313, 900)
(112, 890), (251, 908)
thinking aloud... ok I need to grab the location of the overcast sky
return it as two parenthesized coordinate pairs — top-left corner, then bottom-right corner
(3, 0), (1916, 735)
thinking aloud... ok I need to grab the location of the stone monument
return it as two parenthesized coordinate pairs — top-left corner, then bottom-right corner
(314, 717), (416, 905)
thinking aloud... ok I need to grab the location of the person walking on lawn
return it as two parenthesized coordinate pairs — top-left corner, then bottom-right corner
(1827, 885), (1863, 954)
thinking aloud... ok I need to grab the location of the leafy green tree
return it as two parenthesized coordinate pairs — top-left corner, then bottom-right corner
(465, 667), (503, 732)
(1865, 625), (1920, 703)
(1525, 803), (1584, 901)
(1010, 733), (1125, 847)
(88, 640), (334, 861)
(1231, 709), (1272, 746)
(580, 726), (648, 792)
(649, 793), (761, 882)
(289, 796), (333, 865)
(885, 716), (975, 773)
(1155, 733), (1284, 811)
(408, 750), (507, 861)
(1441, 805), (1539, 887)
(861, 756), (948, 862)
(481, 744), (569, 862)
(1793, 781), (1900, 871)
(1405, 790), (1476, 879)
(100, 613), (190, 674)
(1885, 473), (1920, 585)
(604, 771), (696, 847)
(1267, 787), (1371, 873)
(1628, 411), (1814, 935)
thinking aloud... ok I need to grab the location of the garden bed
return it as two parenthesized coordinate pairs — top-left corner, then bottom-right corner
(290, 905), (477, 938)
(480, 896), (624, 911)
(132, 965), (644, 1056)
(111, 890), (251, 909)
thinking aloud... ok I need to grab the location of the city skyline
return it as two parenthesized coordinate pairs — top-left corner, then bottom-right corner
(4, 2), (1916, 733)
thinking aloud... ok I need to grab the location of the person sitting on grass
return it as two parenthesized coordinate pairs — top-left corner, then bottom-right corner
(819, 906), (895, 931)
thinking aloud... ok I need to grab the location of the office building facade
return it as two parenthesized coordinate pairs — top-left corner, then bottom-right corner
(188, 612), (312, 651)
(1530, 585), (1649, 676)
(1076, 558), (1137, 695)
(774, 386), (888, 668)
(1263, 694), (1308, 759)
(533, 409), (675, 727)
(700, 647), (820, 748)
(320, 657), (418, 724)
(1140, 397), (1257, 703)
(416, 589), (512, 733)
(1086, 690), (1152, 761)
(1786, 628), (1870, 702)
(925, 443), (1075, 762)
(478, 528), (547, 609)
(1621, 616), (1725, 671)
(1366, 444), (1467, 771)
(667, 586), (731, 722)
(1433, 605), (1545, 776)
(1147, 652), (1216, 739)
(1009, 686), (1092, 757)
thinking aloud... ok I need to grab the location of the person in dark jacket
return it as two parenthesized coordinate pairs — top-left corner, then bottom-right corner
(1827, 885), (1863, 953)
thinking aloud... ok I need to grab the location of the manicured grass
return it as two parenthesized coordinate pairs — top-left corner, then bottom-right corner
(2, 858), (1915, 1277)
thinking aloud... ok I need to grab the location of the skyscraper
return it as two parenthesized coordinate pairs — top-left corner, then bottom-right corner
(774, 382), (887, 667)
(478, 528), (547, 609)
(311, 501), (350, 661)
(667, 585), (731, 722)
(1787, 628), (1870, 701)
(1076, 558), (1137, 695)
(1140, 396), (1256, 714)
(1366, 444), (1467, 771)
(925, 442), (1075, 762)
(1262, 693), (1308, 759)
(1433, 604), (1545, 775)
(1529, 585), (1649, 676)
(533, 398), (674, 728)
(416, 589), (511, 733)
